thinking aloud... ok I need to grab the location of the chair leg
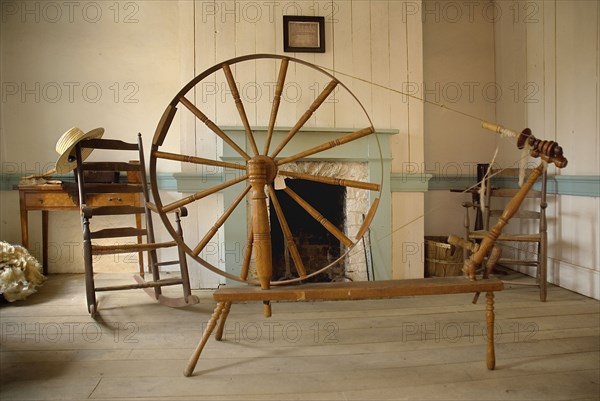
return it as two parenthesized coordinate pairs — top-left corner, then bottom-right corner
(539, 238), (548, 302)
(177, 245), (193, 303)
(82, 221), (97, 317)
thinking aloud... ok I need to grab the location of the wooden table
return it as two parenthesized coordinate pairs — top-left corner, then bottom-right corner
(17, 182), (142, 274)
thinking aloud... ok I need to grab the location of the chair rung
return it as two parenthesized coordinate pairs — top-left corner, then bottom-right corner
(91, 227), (147, 239)
(92, 241), (177, 255)
(95, 277), (183, 292)
(497, 259), (539, 266)
(469, 231), (541, 242)
(154, 260), (180, 267)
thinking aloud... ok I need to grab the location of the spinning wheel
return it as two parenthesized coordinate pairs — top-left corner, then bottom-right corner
(149, 54), (382, 292)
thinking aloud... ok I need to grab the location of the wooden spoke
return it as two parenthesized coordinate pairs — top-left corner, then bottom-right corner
(154, 150), (246, 170)
(162, 174), (248, 213)
(279, 170), (380, 191)
(277, 127), (374, 166)
(222, 63), (260, 156)
(283, 186), (353, 247)
(263, 58), (289, 155)
(192, 186), (251, 256)
(270, 79), (338, 158)
(240, 226), (253, 281)
(179, 96), (250, 161)
(267, 186), (307, 278)
(355, 198), (379, 240)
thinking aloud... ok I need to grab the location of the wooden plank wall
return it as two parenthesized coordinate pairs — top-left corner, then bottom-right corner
(180, 1), (425, 286)
(495, 0), (599, 299)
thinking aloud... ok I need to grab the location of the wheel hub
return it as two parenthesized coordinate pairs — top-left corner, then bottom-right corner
(248, 155), (278, 185)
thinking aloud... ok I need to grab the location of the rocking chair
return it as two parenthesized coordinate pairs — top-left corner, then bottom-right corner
(74, 134), (199, 316)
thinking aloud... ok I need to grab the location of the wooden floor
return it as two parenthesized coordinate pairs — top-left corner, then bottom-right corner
(1, 273), (598, 401)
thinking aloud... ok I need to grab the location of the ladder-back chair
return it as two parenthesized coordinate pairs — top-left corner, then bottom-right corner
(75, 134), (198, 316)
(462, 167), (549, 301)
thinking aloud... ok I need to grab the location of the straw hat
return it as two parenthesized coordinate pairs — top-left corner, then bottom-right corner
(54, 127), (104, 174)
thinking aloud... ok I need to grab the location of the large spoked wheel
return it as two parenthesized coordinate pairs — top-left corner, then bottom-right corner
(150, 54), (382, 290)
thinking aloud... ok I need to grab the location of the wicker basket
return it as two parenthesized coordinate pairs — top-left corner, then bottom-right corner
(424, 236), (464, 277)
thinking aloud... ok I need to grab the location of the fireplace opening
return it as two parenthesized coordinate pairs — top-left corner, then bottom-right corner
(269, 179), (347, 282)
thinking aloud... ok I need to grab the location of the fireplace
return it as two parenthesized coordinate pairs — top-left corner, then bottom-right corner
(267, 160), (372, 282)
(269, 178), (347, 281)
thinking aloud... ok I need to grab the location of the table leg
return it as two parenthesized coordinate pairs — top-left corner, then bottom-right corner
(20, 207), (28, 249)
(42, 211), (49, 274)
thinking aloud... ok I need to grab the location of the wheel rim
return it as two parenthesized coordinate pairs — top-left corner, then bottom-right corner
(149, 54), (383, 287)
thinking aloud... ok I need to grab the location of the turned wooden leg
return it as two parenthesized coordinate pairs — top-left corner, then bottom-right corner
(215, 301), (232, 341)
(184, 302), (225, 377)
(486, 291), (496, 370)
(42, 210), (49, 275)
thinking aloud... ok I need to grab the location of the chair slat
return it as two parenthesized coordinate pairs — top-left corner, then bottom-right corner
(489, 210), (540, 219)
(468, 230), (541, 242)
(82, 161), (141, 172)
(81, 183), (143, 193)
(87, 205), (146, 216)
(91, 227), (147, 239)
(79, 138), (138, 151)
(491, 188), (542, 198)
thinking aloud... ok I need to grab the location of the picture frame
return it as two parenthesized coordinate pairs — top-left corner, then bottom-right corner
(283, 16), (325, 53)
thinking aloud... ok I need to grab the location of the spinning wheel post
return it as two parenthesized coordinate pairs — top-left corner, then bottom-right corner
(248, 157), (276, 316)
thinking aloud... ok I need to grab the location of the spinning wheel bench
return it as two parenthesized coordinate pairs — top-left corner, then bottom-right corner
(184, 276), (504, 376)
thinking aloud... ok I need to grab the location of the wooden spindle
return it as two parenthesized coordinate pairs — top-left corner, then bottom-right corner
(192, 186), (251, 256)
(179, 96), (250, 161)
(283, 187), (353, 247)
(222, 63), (260, 156)
(279, 170), (380, 191)
(270, 79), (338, 158)
(264, 58), (289, 155)
(154, 150), (246, 170)
(162, 175), (248, 213)
(276, 127), (374, 166)
(267, 186), (307, 277)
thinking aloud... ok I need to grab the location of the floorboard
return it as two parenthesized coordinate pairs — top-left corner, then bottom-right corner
(1, 273), (598, 400)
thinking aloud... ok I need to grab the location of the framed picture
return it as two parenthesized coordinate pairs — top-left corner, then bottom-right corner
(283, 16), (325, 53)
